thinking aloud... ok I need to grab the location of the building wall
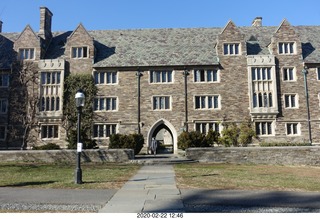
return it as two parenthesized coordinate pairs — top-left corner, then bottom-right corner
(1, 8), (320, 151)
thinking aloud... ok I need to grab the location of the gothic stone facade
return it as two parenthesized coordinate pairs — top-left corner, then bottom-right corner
(1, 8), (320, 153)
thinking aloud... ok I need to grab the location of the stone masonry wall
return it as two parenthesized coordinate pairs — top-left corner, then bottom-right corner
(186, 147), (320, 166)
(0, 149), (134, 163)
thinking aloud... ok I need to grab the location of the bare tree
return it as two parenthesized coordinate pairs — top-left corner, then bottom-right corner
(9, 61), (40, 149)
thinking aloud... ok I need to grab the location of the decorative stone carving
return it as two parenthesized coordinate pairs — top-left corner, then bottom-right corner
(38, 59), (65, 70)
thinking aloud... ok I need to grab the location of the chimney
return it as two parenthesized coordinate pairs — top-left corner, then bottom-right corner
(252, 17), (262, 27)
(39, 7), (53, 40)
(0, 21), (2, 33)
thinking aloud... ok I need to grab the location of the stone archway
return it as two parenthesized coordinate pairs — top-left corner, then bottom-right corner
(147, 119), (178, 154)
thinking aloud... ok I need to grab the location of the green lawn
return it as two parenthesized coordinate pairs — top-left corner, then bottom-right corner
(2, 162), (320, 192)
(0, 162), (141, 189)
(174, 163), (320, 192)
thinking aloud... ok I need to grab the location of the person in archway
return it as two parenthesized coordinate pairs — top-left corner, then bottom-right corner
(150, 137), (158, 155)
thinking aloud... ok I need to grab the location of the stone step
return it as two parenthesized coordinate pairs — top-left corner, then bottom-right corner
(131, 154), (197, 165)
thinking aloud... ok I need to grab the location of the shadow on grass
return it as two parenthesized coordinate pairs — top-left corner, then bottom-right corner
(187, 173), (219, 178)
(179, 189), (320, 213)
(1, 181), (56, 187)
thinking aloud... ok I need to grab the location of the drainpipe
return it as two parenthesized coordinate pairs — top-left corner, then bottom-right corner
(302, 66), (312, 144)
(136, 70), (142, 134)
(183, 69), (189, 132)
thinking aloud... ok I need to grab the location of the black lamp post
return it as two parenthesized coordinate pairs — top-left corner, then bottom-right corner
(75, 89), (85, 184)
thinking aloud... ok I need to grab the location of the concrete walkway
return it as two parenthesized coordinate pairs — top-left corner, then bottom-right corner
(99, 164), (184, 213)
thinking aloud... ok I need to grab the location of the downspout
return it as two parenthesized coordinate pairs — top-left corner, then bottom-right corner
(183, 69), (189, 132)
(6, 64), (13, 149)
(136, 70), (142, 134)
(302, 66), (312, 144)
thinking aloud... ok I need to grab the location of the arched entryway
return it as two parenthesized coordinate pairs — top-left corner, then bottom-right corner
(147, 119), (178, 154)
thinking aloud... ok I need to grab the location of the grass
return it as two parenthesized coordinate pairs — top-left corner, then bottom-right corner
(0, 162), (141, 189)
(1, 162), (320, 192)
(174, 163), (320, 192)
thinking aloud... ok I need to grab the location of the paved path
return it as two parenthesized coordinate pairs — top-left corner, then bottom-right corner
(99, 161), (320, 213)
(99, 165), (184, 213)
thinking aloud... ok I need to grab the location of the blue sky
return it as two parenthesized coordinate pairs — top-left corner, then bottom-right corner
(1, 0), (320, 32)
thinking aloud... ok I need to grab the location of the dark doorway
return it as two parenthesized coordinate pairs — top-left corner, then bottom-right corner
(152, 124), (173, 154)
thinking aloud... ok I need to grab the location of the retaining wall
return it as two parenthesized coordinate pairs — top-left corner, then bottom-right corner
(186, 146), (320, 166)
(0, 149), (134, 163)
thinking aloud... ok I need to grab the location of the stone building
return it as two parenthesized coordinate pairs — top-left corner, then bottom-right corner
(1, 8), (320, 153)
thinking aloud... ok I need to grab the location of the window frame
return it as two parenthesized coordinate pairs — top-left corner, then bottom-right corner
(18, 48), (35, 60)
(39, 71), (62, 112)
(286, 123), (300, 136)
(0, 74), (9, 87)
(195, 122), (220, 134)
(255, 121), (274, 136)
(71, 46), (89, 59)
(0, 125), (6, 141)
(284, 94), (298, 108)
(94, 71), (118, 85)
(283, 67), (296, 82)
(278, 42), (295, 55)
(152, 96), (171, 110)
(0, 98), (8, 114)
(223, 43), (240, 55)
(194, 95), (220, 110)
(317, 67), (320, 81)
(93, 123), (118, 139)
(41, 125), (59, 139)
(149, 70), (173, 84)
(194, 69), (219, 83)
(94, 97), (118, 111)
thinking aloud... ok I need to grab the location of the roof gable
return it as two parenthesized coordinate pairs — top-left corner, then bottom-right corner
(67, 23), (93, 42)
(274, 19), (299, 39)
(13, 25), (40, 53)
(219, 20), (245, 41)
(220, 20), (237, 35)
(15, 25), (39, 42)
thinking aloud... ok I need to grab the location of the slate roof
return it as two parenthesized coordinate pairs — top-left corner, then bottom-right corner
(90, 28), (221, 67)
(1, 25), (320, 69)
(0, 33), (19, 69)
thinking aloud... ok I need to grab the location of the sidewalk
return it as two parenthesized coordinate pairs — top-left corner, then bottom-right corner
(99, 164), (184, 213)
(99, 161), (320, 213)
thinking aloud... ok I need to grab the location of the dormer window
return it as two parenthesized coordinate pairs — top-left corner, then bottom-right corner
(278, 42), (295, 54)
(71, 46), (88, 58)
(223, 43), (240, 55)
(19, 48), (35, 60)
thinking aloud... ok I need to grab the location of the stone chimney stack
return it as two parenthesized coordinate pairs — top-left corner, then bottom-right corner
(0, 21), (3, 33)
(252, 17), (262, 27)
(39, 7), (53, 40)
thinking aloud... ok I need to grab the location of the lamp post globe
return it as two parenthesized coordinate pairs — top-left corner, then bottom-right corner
(75, 90), (85, 108)
(75, 89), (85, 184)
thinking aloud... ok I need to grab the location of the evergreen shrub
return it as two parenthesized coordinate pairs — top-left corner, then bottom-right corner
(109, 133), (144, 155)
(33, 143), (60, 150)
(178, 131), (211, 150)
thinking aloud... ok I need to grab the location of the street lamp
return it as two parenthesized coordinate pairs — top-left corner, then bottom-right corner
(75, 89), (85, 184)
(302, 67), (312, 145)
